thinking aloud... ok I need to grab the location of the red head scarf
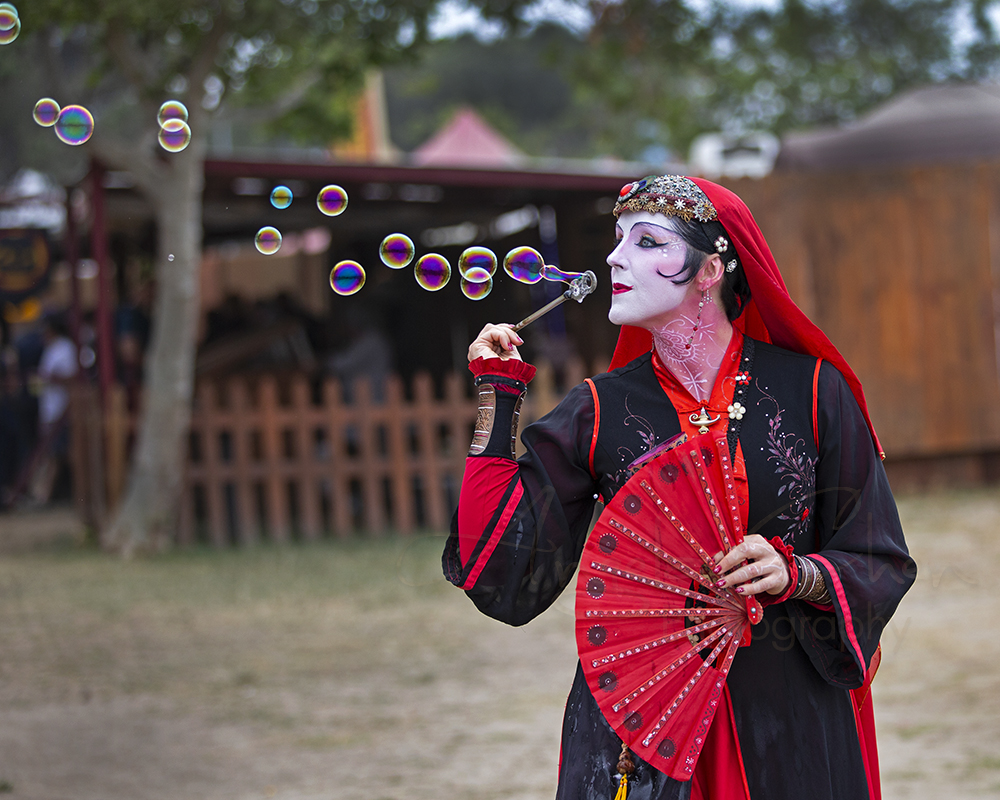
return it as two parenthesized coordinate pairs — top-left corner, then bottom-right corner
(609, 176), (883, 457)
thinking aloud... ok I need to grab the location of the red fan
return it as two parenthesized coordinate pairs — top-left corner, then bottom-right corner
(576, 432), (762, 781)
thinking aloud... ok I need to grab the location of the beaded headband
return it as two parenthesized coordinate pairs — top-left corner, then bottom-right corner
(613, 175), (718, 223)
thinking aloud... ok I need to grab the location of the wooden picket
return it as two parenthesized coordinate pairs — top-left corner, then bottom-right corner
(159, 358), (590, 544)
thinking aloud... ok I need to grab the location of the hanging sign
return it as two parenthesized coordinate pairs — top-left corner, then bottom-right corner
(0, 228), (50, 303)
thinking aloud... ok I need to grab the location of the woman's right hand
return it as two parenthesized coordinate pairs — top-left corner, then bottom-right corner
(468, 323), (524, 362)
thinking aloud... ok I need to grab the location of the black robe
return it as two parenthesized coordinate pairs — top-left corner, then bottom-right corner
(443, 339), (915, 799)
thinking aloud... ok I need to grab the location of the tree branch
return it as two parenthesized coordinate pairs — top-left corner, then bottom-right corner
(37, 25), (73, 102)
(186, 11), (230, 118)
(105, 17), (156, 94)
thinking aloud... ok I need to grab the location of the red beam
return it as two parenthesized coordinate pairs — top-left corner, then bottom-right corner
(90, 163), (115, 403)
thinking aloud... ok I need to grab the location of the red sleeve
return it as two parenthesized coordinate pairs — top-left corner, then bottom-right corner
(443, 382), (598, 624)
(457, 358), (535, 564)
(457, 457), (520, 565)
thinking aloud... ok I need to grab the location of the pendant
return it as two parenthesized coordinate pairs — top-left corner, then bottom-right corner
(689, 407), (721, 434)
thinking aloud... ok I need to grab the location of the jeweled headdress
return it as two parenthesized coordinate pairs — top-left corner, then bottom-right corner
(613, 174), (718, 223)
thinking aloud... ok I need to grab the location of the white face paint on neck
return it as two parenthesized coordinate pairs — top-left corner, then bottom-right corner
(607, 211), (702, 329)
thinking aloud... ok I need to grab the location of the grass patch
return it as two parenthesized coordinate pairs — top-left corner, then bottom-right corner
(882, 769), (926, 781)
(965, 754), (1000, 774)
(0, 534), (458, 713)
(895, 723), (940, 740)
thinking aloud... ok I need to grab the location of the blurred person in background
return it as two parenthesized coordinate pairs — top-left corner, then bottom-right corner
(30, 312), (78, 503)
(444, 175), (914, 800)
(0, 317), (36, 507)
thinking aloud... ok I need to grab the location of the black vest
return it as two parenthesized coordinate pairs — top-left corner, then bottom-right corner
(588, 339), (821, 552)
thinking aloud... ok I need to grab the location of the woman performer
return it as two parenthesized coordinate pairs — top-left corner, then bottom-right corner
(442, 175), (915, 800)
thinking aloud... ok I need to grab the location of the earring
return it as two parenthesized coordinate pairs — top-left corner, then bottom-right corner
(685, 291), (709, 350)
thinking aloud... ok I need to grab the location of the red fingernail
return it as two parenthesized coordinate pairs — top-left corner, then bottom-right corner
(735, 587), (744, 594)
(712, 565), (722, 574)
(715, 580), (725, 588)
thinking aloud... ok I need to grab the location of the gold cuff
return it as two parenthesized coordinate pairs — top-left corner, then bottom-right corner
(791, 555), (831, 605)
(469, 384), (496, 456)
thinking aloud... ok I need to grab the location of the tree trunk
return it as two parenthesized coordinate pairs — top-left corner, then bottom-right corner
(101, 137), (206, 556)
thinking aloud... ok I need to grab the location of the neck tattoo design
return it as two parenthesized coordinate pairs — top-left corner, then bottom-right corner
(650, 297), (728, 403)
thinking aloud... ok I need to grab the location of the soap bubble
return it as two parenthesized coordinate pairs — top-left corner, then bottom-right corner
(254, 226), (282, 255)
(157, 100), (189, 127)
(458, 246), (497, 282)
(503, 246), (544, 284)
(462, 266), (493, 283)
(330, 261), (366, 296)
(158, 119), (191, 152)
(317, 185), (348, 217)
(541, 264), (586, 282)
(33, 98), (60, 127)
(0, 17), (17, 43)
(0, 4), (17, 32)
(270, 185), (293, 210)
(414, 254), (451, 291)
(379, 233), (415, 269)
(461, 276), (493, 301)
(54, 105), (94, 145)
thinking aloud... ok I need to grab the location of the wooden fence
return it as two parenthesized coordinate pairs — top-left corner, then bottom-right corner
(83, 358), (598, 545)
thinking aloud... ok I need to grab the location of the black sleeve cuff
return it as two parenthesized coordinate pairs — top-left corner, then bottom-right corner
(469, 378), (526, 459)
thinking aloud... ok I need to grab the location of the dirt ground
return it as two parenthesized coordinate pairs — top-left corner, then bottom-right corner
(0, 491), (997, 799)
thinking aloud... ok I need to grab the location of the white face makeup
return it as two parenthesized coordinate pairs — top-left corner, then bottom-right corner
(607, 211), (700, 328)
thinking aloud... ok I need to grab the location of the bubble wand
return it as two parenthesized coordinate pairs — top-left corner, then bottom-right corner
(510, 268), (598, 332)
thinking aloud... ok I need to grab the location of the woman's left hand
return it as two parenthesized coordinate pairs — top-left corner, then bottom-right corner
(712, 535), (791, 596)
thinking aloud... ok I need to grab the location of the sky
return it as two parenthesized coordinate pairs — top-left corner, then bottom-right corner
(427, 0), (786, 40)
(428, 0), (593, 39)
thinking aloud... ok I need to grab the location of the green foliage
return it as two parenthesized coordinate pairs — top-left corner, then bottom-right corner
(573, 0), (1000, 158)
(0, 0), (546, 163)
(11, 0), (451, 146)
(6, 0), (999, 166)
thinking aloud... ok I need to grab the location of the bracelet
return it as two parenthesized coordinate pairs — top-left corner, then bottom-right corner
(791, 555), (831, 605)
(473, 374), (527, 393)
(468, 381), (525, 459)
